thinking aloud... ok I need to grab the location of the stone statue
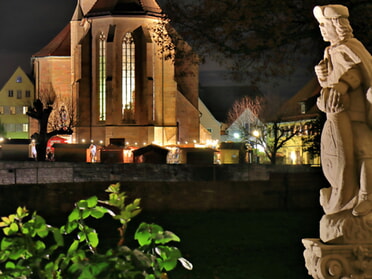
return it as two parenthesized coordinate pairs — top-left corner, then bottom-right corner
(303, 6), (372, 279)
(314, 4), (372, 217)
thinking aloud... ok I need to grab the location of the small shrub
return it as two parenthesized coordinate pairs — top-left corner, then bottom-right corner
(0, 183), (192, 278)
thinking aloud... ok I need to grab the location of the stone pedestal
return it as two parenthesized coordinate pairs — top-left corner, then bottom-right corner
(303, 238), (372, 279)
(304, 210), (372, 278)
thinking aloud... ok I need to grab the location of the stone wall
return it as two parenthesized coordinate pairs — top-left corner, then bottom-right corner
(0, 162), (327, 216)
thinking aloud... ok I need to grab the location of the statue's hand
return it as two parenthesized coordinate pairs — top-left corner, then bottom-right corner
(315, 60), (328, 81)
(317, 88), (348, 113)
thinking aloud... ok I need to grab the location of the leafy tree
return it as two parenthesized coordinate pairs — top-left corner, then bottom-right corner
(27, 84), (73, 161)
(163, 0), (372, 83)
(0, 183), (192, 278)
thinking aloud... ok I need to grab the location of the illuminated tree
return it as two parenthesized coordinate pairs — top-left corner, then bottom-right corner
(27, 85), (73, 161)
(226, 96), (263, 142)
(226, 95), (302, 164)
(48, 96), (76, 133)
(257, 121), (300, 165)
(163, 0), (372, 82)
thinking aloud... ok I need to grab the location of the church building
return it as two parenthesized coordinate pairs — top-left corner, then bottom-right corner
(31, 0), (200, 146)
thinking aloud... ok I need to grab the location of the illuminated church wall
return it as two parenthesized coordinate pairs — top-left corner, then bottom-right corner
(32, 0), (200, 146)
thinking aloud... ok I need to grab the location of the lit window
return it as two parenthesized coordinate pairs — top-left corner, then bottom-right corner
(300, 102), (306, 114)
(8, 90), (13, 97)
(98, 32), (106, 121)
(10, 106), (16, 115)
(23, 106), (28, 114)
(17, 90), (22, 99)
(22, 124), (28, 132)
(122, 32), (135, 122)
(0, 106), (3, 114)
(25, 90), (31, 98)
(16, 76), (22, 83)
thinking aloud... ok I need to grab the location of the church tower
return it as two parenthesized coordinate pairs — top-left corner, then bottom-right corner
(32, 0), (200, 147)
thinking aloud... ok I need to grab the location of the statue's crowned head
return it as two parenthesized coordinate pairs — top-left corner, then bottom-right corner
(313, 4), (353, 43)
(313, 4), (349, 21)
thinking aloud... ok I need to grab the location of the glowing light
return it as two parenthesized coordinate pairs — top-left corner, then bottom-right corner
(291, 151), (297, 163)
(253, 130), (259, 137)
(81, 139), (86, 143)
(233, 133), (240, 139)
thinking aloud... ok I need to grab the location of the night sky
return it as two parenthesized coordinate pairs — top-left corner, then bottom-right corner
(0, 0), (76, 85)
(0, 0), (313, 122)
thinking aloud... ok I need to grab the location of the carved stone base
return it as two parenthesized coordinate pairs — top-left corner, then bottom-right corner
(303, 238), (372, 279)
(320, 210), (372, 244)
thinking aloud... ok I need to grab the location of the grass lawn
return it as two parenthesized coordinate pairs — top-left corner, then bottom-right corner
(128, 209), (323, 279)
(42, 207), (323, 278)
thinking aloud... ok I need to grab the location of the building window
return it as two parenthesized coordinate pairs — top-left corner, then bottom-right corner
(122, 32), (135, 122)
(17, 90), (22, 99)
(7, 124), (15, 132)
(0, 106), (3, 114)
(25, 90), (31, 98)
(22, 124), (28, 132)
(16, 76), (22, 83)
(300, 102), (306, 114)
(8, 90), (13, 97)
(10, 106), (16, 115)
(98, 32), (106, 121)
(23, 106), (28, 114)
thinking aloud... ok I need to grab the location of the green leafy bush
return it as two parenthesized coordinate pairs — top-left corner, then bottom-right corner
(0, 183), (192, 278)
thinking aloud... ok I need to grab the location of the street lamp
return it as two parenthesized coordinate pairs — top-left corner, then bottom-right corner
(252, 130), (259, 163)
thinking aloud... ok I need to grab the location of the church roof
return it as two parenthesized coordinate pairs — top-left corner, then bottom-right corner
(86, 0), (162, 17)
(32, 24), (71, 57)
(72, 0), (84, 21)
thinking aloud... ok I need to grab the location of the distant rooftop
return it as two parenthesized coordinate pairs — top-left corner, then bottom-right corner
(277, 78), (321, 122)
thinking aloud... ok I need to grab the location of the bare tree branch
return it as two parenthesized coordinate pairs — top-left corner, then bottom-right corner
(27, 84), (73, 161)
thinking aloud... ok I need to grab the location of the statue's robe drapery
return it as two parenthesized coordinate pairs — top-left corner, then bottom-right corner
(317, 38), (372, 215)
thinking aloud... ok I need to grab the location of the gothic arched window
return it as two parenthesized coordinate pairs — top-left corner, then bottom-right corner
(98, 32), (106, 121)
(122, 32), (135, 122)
